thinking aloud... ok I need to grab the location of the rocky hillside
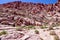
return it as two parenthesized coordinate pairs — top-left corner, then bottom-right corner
(0, 1), (60, 26)
(0, 0), (60, 40)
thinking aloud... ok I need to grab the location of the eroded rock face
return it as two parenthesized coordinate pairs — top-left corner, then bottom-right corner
(0, 1), (60, 26)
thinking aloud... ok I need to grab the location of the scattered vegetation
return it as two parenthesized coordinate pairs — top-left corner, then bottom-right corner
(50, 31), (60, 40)
(51, 23), (60, 27)
(16, 25), (35, 30)
(16, 26), (23, 31)
(0, 30), (7, 36)
(23, 25), (35, 30)
(40, 25), (47, 29)
(35, 30), (39, 34)
(54, 35), (60, 40)
(56, 23), (60, 26)
(50, 31), (56, 35)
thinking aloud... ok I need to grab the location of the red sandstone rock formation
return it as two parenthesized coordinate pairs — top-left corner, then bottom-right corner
(0, 1), (60, 26)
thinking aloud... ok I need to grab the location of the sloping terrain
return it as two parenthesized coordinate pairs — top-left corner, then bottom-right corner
(0, 1), (60, 26)
(0, 1), (60, 40)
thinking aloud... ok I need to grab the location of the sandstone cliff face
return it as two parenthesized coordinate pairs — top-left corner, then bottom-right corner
(0, 1), (60, 26)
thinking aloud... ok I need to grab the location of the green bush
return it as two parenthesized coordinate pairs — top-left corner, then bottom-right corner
(40, 25), (47, 29)
(0, 30), (7, 36)
(35, 30), (39, 34)
(24, 25), (35, 30)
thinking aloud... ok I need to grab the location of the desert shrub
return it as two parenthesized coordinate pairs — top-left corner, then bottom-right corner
(0, 30), (7, 36)
(35, 30), (39, 34)
(15, 26), (24, 31)
(50, 31), (60, 40)
(24, 25), (35, 30)
(54, 35), (60, 40)
(40, 25), (47, 29)
(50, 31), (56, 35)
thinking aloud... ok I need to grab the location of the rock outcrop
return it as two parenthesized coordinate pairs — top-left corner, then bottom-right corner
(0, 0), (60, 26)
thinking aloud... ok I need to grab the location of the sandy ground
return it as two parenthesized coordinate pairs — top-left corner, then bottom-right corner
(0, 24), (60, 40)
